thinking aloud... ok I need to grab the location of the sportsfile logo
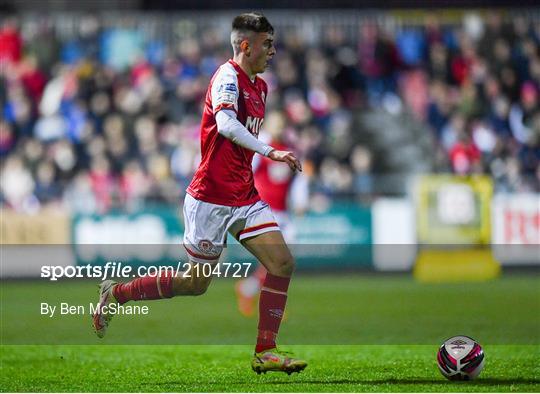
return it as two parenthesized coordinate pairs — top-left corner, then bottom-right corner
(40, 261), (252, 281)
(40, 262), (184, 281)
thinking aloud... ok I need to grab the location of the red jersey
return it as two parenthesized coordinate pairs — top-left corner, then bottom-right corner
(254, 141), (294, 212)
(187, 60), (268, 206)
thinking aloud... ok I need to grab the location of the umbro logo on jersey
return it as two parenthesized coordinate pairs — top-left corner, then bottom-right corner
(244, 90), (262, 104)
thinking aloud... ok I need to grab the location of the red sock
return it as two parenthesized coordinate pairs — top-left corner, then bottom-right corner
(256, 273), (290, 353)
(113, 270), (174, 304)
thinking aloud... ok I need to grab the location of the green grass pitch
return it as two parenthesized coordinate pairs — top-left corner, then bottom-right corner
(1, 344), (539, 392)
(1, 274), (539, 392)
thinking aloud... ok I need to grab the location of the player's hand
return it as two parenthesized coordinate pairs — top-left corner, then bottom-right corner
(268, 150), (302, 172)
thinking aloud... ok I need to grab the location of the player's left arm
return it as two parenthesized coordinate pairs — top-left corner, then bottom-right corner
(216, 111), (301, 171)
(212, 75), (300, 171)
(215, 109), (274, 157)
(252, 133), (272, 171)
(267, 149), (302, 172)
(211, 70), (276, 158)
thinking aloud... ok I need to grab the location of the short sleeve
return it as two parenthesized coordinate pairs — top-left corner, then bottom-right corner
(211, 64), (239, 114)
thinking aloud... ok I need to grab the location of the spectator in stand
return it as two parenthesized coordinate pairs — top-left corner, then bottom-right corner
(0, 18), (22, 66)
(1, 11), (539, 214)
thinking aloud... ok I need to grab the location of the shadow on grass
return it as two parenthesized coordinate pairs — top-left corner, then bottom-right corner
(247, 378), (540, 386)
(142, 377), (540, 387)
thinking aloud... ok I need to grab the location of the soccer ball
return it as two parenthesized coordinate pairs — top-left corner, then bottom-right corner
(437, 335), (485, 381)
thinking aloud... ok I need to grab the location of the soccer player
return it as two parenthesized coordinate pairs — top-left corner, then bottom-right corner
(92, 12), (307, 375)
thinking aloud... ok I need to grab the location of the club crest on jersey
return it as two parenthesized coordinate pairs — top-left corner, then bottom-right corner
(245, 116), (263, 137)
(198, 240), (217, 255)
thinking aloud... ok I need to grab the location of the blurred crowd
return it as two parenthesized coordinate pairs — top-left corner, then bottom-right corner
(1, 11), (539, 213)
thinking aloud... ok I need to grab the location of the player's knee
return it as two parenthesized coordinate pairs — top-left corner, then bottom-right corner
(268, 255), (295, 277)
(282, 256), (295, 276)
(190, 275), (211, 296)
(186, 282), (207, 296)
(191, 283), (208, 296)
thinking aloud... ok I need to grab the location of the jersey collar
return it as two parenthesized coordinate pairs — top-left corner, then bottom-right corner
(228, 59), (257, 84)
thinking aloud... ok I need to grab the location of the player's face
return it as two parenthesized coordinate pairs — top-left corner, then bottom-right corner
(250, 32), (275, 74)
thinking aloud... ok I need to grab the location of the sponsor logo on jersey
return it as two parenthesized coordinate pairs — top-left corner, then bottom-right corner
(245, 116), (263, 137)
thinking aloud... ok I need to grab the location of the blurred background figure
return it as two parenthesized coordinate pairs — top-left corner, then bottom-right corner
(235, 110), (309, 317)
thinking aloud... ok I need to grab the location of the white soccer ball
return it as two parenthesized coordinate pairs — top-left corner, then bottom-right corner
(437, 335), (485, 381)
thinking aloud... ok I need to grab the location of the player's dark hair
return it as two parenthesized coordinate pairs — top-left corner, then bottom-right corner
(232, 12), (274, 35)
